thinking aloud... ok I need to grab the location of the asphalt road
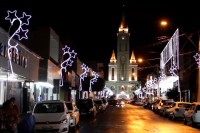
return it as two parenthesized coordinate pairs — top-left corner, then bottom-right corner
(74, 103), (200, 133)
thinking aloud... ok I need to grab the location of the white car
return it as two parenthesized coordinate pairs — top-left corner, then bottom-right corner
(66, 101), (80, 129)
(32, 100), (70, 133)
(159, 100), (174, 116)
(166, 101), (191, 120)
(184, 102), (200, 127)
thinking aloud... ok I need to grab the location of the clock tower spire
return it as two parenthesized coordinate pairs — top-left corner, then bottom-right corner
(106, 7), (139, 100)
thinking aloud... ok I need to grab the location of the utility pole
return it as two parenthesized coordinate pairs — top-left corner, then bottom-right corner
(197, 34), (200, 102)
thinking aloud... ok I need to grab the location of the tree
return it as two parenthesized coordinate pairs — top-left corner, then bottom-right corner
(92, 77), (105, 91)
(81, 76), (105, 91)
(81, 77), (91, 91)
(165, 86), (179, 101)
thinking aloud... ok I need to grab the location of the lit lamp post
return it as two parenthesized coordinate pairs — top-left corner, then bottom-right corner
(160, 20), (168, 27)
(138, 58), (143, 63)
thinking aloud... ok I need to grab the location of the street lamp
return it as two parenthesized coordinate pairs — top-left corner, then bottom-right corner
(160, 20), (168, 27)
(138, 58), (143, 63)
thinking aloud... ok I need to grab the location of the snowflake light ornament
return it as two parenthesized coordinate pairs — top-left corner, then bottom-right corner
(5, 10), (31, 75)
(193, 53), (200, 67)
(169, 64), (178, 76)
(60, 45), (77, 86)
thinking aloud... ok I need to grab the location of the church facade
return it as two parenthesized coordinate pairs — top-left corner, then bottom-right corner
(105, 14), (139, 99)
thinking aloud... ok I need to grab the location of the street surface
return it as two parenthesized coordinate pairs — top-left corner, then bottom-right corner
(74, 104), (200, 133)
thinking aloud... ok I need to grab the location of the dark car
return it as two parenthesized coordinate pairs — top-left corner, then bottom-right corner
(76, 99), (97, 118)
(108, 99), (117, 106)
(94, 99), (105, 113)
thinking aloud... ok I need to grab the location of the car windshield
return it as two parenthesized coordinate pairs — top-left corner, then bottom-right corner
(34, 102), (64, 113)
(94, 100), (102, 104)
(177, 103), (191, 108)
(77, 99), (93, 109)
(164, 102), (173, 106)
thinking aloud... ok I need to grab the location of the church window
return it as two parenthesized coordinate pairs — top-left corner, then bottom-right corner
(112, 68), (114, 80)
(132, 68), (135, 80)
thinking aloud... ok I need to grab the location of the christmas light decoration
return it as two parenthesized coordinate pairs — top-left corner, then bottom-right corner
(60, 45), (77, 86)
(193, 53), (200, 67)
(143, 76), (160, 96)
(5, 10), (31, 74)
(169, 64), (178, 76)
(89, 71), (99, 91)
(158, 73), (166, 81)
(79, 63), (90, 91)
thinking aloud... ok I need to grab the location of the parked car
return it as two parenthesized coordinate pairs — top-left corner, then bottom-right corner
(116, 99), (125, 107)
(166, 101), (191, 120)
(76, 98), (97, 118)
(151, 100), (160, 112)
(108, 99), (117, 106)
(183, 102), (200, 127)
(66, 101), (80, 130)
(32, 100), (70, 133)
(158, 100), (174, 116)
(155, 99), (174, 114)
(94, 99), (106, 113)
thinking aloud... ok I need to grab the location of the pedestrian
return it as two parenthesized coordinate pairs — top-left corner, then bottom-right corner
(1, 98), (19, 133)
(10, 97), (20, 120)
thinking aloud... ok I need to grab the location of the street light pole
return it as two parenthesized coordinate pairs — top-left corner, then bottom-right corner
(197, 34), (200, 102)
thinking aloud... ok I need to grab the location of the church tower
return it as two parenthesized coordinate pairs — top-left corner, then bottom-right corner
(106, 12), (139, 99)
(117, 12), (130, 81)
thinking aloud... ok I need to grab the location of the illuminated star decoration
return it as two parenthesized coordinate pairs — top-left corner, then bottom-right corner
(169, 64), (178, 76)
(79, 63), (90, 91)
(60, 45), (77, 86)
(193, 52), (200, 67)
(89, 71), (99, 92)
(5, 10), (32, 75)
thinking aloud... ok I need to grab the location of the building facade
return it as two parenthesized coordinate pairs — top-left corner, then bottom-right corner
(25, 27), (61, 102)
(105, 14), (139, 99)
(0, 27), (41, 113)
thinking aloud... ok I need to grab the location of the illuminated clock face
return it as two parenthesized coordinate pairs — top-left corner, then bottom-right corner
(122, 36), (125, 40)
(121, 55), (126, 62)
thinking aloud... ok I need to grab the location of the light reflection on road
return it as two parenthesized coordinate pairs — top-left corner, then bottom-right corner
(74, 104), (200, 133)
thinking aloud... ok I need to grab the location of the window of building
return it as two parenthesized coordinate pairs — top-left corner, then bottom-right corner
(112, 68), (114, 80)
(131, 68), (135, 80)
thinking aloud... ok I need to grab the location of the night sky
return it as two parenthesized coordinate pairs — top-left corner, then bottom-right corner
(0, 0), (200, 67)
